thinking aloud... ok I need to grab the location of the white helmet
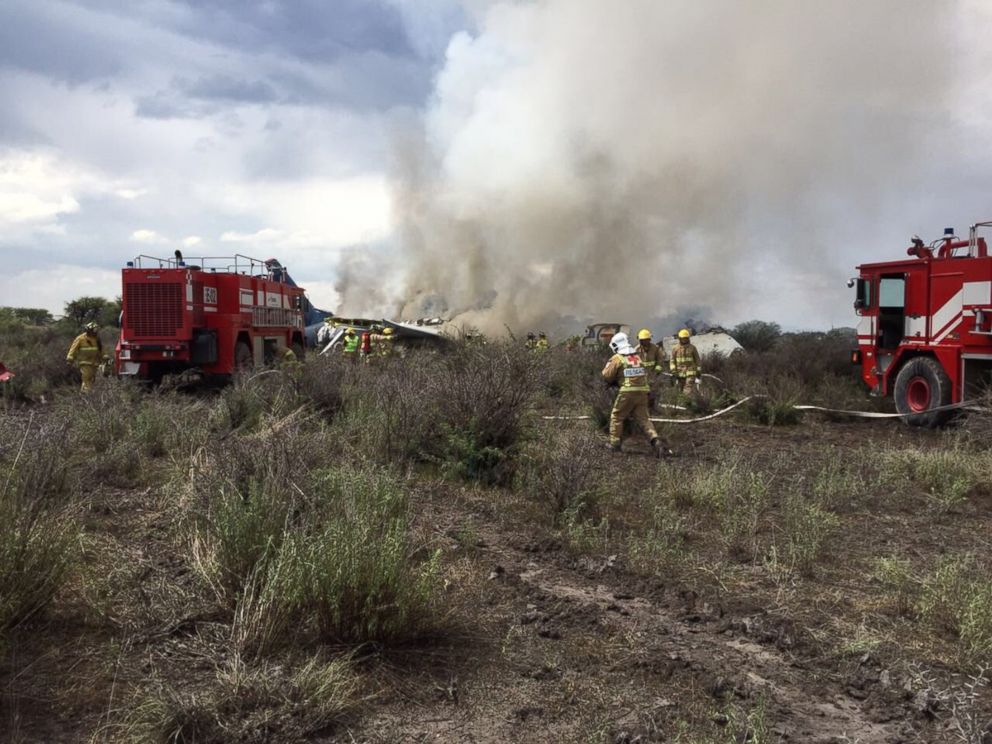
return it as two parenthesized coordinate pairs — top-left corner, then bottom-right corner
(609, 332), (635, 355)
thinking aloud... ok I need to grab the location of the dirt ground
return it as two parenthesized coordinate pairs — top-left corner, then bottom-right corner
(4, 411), (991, 743)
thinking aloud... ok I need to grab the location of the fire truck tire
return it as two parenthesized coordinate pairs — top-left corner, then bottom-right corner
(234, 341), (253, 374)
(893, 356), (952, 428)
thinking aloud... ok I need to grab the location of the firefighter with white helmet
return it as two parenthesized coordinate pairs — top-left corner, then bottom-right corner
(635, 328), (666, 410)
(670, 328), (701, 395)
(66, 321), (109, 392)
(601, 331), (666, 457)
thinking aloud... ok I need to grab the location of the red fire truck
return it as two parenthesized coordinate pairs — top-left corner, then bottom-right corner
(116, 253), (306, 382)
(853, 221), (992, 426)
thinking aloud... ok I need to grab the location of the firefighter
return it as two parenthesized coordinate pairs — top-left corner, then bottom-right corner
(66, 322), (108, 392)
(670, 328), (701, 396)
(360, 330), (373, 363)
(280, 346), (301, 370)
(369, 326), (395, 358)
(342, 328), (360, 362)
(525, 332), (537, 351)
(536, 332), (550, 352)
(635, 328), (666, 410)
(602, 331), (665, 457)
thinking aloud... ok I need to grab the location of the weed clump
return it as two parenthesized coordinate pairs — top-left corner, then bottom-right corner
(186, 448), (445, 648)
(125, 654), (359, 743)
(0, 420), (79, 631)
(880, 447), (984, 513)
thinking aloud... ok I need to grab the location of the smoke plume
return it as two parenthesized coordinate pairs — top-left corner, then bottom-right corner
(378, 1), (967, 333)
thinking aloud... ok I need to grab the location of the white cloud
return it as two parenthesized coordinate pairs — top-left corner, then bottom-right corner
(220, 227), (281, 243)
(0, 264), (120, 314)
(0, 150), (89, 225)
(214, 176), (392, 249)
(115, 188), (147, 200)
(131, 228), (166, 243)
(182, 235), (202, 247)
(0, 192), (79, 224)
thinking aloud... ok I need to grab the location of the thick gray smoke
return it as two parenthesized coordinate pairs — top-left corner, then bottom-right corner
(378, 0), (967, 333)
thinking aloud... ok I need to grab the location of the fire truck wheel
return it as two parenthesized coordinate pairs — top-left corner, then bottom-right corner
(893, 356), (952, 428)
(234, 341), (253, 374)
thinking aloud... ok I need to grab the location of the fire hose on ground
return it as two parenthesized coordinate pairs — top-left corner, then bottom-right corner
(541, 396), (989, 425)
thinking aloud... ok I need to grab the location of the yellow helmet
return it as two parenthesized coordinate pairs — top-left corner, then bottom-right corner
(383, 327), (394, 336)
(637, 328), (651, 340)
(678, 329), (691, 339)
(346, 327), (354, 334)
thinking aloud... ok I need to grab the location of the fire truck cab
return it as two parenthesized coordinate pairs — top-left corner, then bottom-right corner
(117, 253), (306, 382)
(853, 222), (992, 426)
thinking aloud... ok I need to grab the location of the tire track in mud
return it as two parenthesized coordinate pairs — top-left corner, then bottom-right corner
(485, 540), (904, 743)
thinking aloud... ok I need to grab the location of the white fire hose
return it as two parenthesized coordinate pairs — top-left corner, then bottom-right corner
(541, 397), (987, 425)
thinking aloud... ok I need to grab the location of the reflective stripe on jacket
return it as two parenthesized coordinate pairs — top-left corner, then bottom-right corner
(636, 341), (665, 373)
(67, 332), (103, 366)
(602, 353), (650, 393)
(619, 354), (650, 392)
(670, 343), (700, 376)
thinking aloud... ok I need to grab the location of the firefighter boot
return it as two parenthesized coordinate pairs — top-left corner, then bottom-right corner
(650, 437), (672, 459)
(608, 441), (622, 453)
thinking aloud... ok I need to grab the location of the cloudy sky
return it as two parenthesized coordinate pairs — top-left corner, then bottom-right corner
(0, 0), (468, 314)
(2, 0), (991, 329)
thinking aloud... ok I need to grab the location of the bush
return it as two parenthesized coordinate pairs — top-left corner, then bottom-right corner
(515, 429), (605, 520)
(731, 320), (782, 353)
(0, 322), (79, 403)
(281, 466), (443, 645)
(186, 447), (445, 647)
(124, 653), (358, 743)
(0, 420), (79, 630)
(185, 434), (323, 603)
(334, 343), (539, 484)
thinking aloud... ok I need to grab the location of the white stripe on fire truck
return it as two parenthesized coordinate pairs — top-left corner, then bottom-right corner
(929, 289), (962, 343)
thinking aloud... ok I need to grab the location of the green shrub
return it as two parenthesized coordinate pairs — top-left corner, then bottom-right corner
(880, 447), (982, 512)
(333, 343), (538, 484)
(778, 492), (839, 575)
(871, 556), (918, 617)
(918, 555), (992, 665)
(281, 467), (443, 645)
(0, 323), (78, 403)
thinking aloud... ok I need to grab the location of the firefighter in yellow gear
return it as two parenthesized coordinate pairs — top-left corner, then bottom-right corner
(524, 332), (537, 351)
(535, 332), (549, 352)
(280, 346), (302, 370)
(636, 328), (666, 411)
(66, 322), (108, 392)
(601, 332), (665, 457)
(369, 326), (395, 358)
(670, 329), (701, 395)
(341, 328), (359, 362)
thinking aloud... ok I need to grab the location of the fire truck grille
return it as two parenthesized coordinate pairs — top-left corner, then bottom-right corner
(125, 282), (183, 337)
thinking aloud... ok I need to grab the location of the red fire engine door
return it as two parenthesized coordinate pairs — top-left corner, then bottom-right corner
(928, 269), (964, 344)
